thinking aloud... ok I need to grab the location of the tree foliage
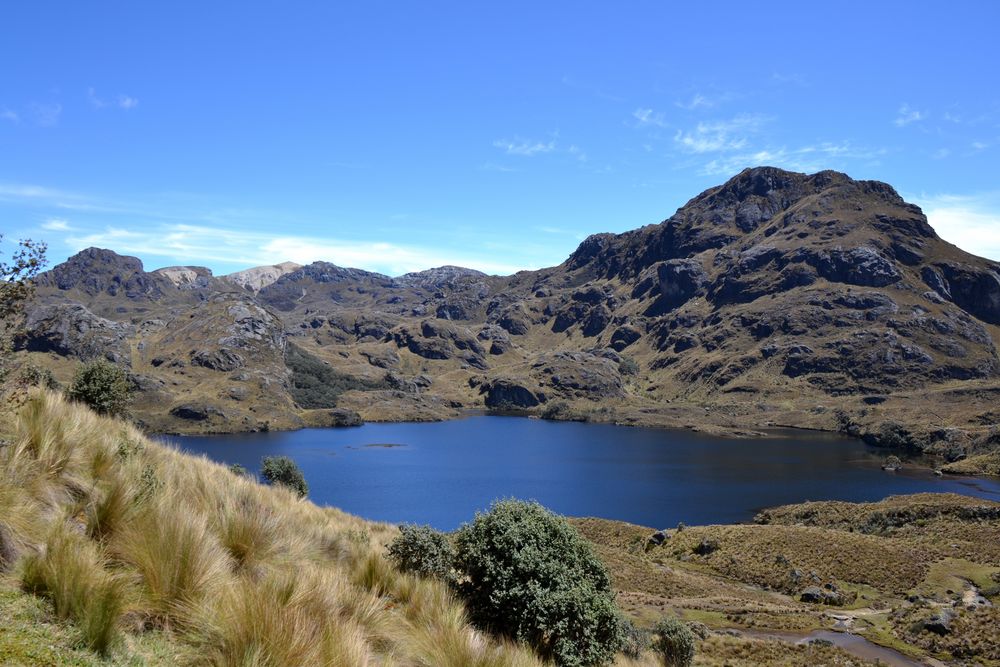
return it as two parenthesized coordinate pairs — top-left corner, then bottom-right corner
(454, 499), (624, 666)
(0, 236), (46, 382)
(386, 524), (456, 583)
(651, 617), (695, 667)
(260, 455), (308, 497)
(67, 360), (133, 418)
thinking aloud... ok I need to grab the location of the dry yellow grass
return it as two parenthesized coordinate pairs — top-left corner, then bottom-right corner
(0, 391), (548, 665)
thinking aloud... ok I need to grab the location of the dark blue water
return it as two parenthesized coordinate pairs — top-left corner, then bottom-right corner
(166, 416), (1000, 530)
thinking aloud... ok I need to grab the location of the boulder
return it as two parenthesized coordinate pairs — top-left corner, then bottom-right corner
(657, 258), (709, 309)
(329, 408), (363, 427)
(610, 325), (642, 351)
(18, 302), (134, 364)
(170, 403), (226, 421)
(482, 379), (541, 408)
(191, 348), (245, 371)
(923, 608), (956, 636)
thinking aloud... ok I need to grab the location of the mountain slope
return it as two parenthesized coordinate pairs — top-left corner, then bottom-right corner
(13, 167), (1000, 461)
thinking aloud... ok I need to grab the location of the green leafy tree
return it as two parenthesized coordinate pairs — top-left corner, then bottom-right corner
(651, 617), (695, 667)
(386, 524), (456, 583)
(454, 499), (624, 667)
(260, 455), (308, 497)
(0, 236), (46, 383)
(67, 360), (133, 418)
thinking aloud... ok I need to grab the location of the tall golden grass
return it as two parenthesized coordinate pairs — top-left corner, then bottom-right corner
(0, 391), (548, 665)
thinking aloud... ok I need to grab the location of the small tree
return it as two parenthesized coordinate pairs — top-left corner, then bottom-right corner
(454, 499), (624, 667)
(652, 617), (695, 667)
(260, 456), (308, 497)
(67, 360), (133, 418)
(0, 236), (46, 383)
(386, 524), (456, 583)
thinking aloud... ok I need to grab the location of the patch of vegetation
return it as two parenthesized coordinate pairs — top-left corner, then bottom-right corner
(66, 360), (133, 418)
(0, 236), (46, 385)
(651, 616), (695, 666)
(260, 455), (308, 497)
(386, 524), (456, 584)
(284, 343), (387, 408)
(454, 499), (624, 666)
(2, 391), (546, 666)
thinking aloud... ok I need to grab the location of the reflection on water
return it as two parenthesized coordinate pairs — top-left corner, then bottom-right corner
(167, 416), (1000, 531)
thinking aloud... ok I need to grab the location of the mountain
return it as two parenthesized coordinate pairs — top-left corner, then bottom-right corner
(14, 167), (1000, 465)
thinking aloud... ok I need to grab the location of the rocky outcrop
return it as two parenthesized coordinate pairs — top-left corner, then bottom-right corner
(38, 247), (168, 300)
(224, 261), (301, 292)
(17, 302), (134, 364)
(480, 379), (542, 408)
(657, 258), (709, 309)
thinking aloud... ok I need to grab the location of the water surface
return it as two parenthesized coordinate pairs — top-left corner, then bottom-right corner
(168, 416), (1000, 530)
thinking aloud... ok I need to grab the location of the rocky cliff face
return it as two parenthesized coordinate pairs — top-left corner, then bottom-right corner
(15, 168), (1000, 449)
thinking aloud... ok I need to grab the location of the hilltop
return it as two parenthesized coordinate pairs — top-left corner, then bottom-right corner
(12, 167), (1000, 468)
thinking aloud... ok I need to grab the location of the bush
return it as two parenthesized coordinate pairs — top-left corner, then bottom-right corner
(618, 356), (640, 376)
(66, 360), (132, 418)
(620, 617), (649, 659)
(228, 463), (252, 478)
(651, 617), (695, 667)
(386, 524), (455, 583)
(260, 456), (308, 497)
(16, 363), (59, 390)
(454, 499), (623, 666)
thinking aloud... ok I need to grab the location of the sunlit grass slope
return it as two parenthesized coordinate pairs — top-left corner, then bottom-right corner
(0, 391), (543, 666)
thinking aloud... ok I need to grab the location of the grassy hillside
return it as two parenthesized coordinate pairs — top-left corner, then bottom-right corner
(0, 391), (543, 666)
(3, 391), (978, 666)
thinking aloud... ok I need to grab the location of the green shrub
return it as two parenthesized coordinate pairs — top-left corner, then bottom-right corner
(454, 499), (623, 666)
(228, 463), (252, 478)
(260, 456), (308, 497)
(620, 617), (649, 659)
(618, 356), (640, 376)
(386, 524), (455, 583)
(17, 363), (59, 390)
(651, 617), (695, 667)
(66, 360), (132, 418)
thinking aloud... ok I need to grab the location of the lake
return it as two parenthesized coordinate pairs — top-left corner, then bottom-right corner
(167, 416), (1000, 530)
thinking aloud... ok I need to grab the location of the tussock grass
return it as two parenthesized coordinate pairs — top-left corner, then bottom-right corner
(0, 391), (548, 665)
(20, 524), (125, 655)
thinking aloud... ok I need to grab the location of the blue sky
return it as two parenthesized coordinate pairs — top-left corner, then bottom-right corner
(2, 2), (999, 276)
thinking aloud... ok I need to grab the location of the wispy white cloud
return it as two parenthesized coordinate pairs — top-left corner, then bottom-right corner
(675, 93), (713, 111)
(87, 87), (106, 109)
(1, 108), (18, 123)
(673, 114), (767, 154)
(41, 218), (72, 231)
(479, 162), (518, 172)
(700, 142), (886, 176)
(632, 107), (667, 128)
(972, 141), (989, 151)
(493, 137), (556, 156)
(914, 192), (1000, 261)
(567, 145), (587, 162)
(28, 102), (61, 127)
(63, 223), (529, 276)
(89, 88), (139, 110)
(894, 103), (927, 127)
(933, 148), (951, 160)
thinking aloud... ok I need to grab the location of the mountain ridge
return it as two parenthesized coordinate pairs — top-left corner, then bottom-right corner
(14, 167), (1000, 468)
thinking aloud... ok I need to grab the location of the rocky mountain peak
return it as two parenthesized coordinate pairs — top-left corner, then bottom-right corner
(224, 261), (301, 292)
(395, 265), (487, 288)
(39, 247), (166, 299)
